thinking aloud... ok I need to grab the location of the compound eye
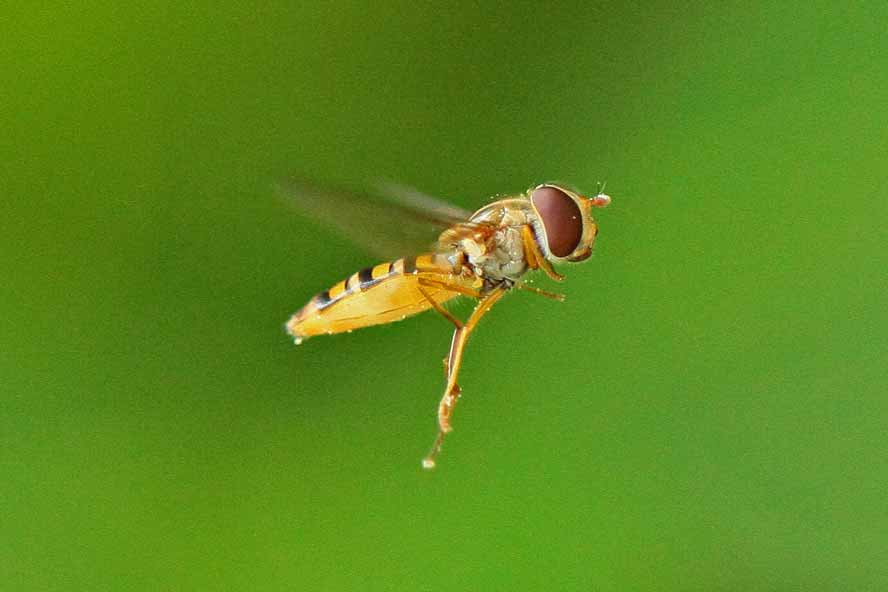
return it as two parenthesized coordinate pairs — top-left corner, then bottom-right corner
(530, 186), (583, 258)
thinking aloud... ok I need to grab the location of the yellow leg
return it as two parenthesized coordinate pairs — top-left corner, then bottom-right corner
(417, 274), (482, 372)
(521, 225), (564, 281)
(417, 284), (464, 330)
(515, 282), (566, 302)
(422, 285), (507, 469)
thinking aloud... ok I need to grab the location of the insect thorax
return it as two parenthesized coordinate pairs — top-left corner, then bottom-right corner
(459, 199), (535, 282)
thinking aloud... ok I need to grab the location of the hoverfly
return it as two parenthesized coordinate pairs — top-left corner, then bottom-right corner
(282, 180), (611, 469)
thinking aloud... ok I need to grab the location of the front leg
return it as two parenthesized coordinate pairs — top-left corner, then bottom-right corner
(521, 225), (564, 281)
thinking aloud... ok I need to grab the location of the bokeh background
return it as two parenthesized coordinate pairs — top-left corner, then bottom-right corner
(3, 2), (887, 590)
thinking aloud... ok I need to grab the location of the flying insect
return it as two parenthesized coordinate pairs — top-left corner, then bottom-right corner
(282, 180), (611, 468)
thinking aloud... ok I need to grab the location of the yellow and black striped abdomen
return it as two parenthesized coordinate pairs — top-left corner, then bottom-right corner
(286, 253), (477, 343)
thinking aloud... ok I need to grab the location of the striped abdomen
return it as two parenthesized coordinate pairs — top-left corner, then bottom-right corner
(286, 253), (478, 343)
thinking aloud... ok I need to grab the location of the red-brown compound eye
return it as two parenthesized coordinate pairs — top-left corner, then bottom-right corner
(530, 186), (583, 258)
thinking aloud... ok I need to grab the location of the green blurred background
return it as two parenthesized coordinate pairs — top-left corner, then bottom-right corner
(3, 2), (887, 590)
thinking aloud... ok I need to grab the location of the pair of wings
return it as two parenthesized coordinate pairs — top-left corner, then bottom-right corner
(277, 178), (491, 260)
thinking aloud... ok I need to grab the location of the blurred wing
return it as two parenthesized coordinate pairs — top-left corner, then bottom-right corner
(276, 178), (475, 260)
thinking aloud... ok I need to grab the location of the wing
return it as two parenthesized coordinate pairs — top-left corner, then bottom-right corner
(276, 178), (476, 260)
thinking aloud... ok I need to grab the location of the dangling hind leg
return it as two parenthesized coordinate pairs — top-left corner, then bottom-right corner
(422, 285), (507, 469)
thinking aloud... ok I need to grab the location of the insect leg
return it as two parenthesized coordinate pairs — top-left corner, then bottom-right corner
(520, 225), (564, 281)
(417, 275), (480, 376)
(515, 282), (566, 302)
(417, 274), (483, 379)
(422, 285), (507, 469)
(417, 283), (463, 330)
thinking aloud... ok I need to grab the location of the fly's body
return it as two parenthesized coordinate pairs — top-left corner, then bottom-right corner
(283, 182), (611, 468)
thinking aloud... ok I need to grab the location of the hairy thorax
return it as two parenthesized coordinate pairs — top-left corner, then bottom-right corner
(456, 198), (536, 283)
